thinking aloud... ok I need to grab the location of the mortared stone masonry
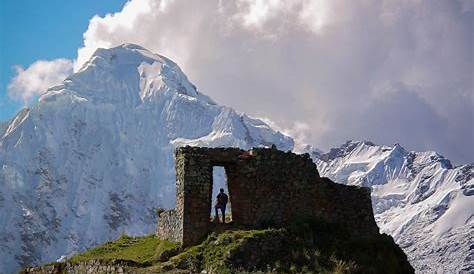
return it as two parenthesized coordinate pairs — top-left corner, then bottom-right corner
(157, 146), (379, 246)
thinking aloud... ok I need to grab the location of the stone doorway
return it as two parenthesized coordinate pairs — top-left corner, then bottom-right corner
(211, 166), (232, 223)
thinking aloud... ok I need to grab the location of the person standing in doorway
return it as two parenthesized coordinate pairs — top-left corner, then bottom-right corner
(214, 188), (228, 223)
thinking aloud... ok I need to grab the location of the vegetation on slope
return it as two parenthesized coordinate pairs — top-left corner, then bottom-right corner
(34, 218), (413, 274)
(165, 218), (413, 274)
(67, 234), (179, 267)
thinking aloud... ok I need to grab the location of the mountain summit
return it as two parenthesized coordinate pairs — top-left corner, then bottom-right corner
(0, 44), (292, 273)
(44, 43), (214, 106)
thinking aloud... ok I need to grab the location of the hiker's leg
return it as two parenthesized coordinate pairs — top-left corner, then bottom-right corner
(221, 206), (226, 223)
(214, 205), (219, 221)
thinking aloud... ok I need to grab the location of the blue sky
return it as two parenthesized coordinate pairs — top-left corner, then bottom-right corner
(0, 0), (127, 121)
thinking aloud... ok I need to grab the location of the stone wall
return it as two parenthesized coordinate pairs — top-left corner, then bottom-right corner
(21, 260), (130, 274)
(156, 209), (181, 243)
(313, 178), (378, 234)
(157, 146), (379, 246)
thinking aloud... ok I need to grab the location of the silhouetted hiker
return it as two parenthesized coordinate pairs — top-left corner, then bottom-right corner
(214, 188), (228, 223)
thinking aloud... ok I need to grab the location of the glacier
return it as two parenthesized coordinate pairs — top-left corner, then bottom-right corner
(0, 44), (472, 273)
(0, 44), (292, 273)
(305, 141), (473, 273)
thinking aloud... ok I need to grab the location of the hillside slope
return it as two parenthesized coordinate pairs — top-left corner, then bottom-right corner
(22, 219), (414, 274)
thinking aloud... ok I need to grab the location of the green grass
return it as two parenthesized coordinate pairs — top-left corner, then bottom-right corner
(170, 229), (275, 273)
(167, 218), (413, 274)
(40, 218), (412, 274)
(168, 228), (339, 274)
(69, 234), (179, 266)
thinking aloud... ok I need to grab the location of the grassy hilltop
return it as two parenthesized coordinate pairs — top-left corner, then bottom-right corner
(26, 218), (413, 274)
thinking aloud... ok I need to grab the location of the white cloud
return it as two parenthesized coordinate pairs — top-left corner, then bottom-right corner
(9, 0), (472, 163)
(8, 59), (73, 104)
(72, 0), (474, 163)
(74, 0), (345, 70)
(236, 0), (284, 29)
(284, 121), (312, 150)
(259, 117), (327, 153)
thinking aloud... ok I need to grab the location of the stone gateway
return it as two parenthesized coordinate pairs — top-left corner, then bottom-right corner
(157, 146), (379, 246)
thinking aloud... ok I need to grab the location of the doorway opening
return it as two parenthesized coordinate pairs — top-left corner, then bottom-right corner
(211, 166), (232, 223)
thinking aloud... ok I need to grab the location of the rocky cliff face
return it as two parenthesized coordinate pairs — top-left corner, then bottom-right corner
(305, 141), (473, 273)
(0, 44), (292, 273)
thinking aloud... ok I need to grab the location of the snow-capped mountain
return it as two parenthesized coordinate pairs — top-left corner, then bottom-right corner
(305, 141), (473, 273)
(0, 44), (293, 273)
(1, 44), (471, 274)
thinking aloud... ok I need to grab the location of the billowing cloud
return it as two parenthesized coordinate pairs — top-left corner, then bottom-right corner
(12, 0), (474, 163)
(260, 118), (314, 152)
(8, 59), (73, 104)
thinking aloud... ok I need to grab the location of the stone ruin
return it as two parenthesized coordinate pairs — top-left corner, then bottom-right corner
(157, 146), (379, 247)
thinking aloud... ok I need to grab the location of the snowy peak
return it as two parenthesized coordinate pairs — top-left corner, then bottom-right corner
(312, 140), (456, 186)
(409, 150), (453, 172)
(85, 43), (166, 69)
(312, 141), (410, 187)
(41, 44), (214, 106)
(313, 140), (396, 163)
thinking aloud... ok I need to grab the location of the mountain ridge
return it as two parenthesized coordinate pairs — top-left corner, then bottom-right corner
(304, 140), (473, 273)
